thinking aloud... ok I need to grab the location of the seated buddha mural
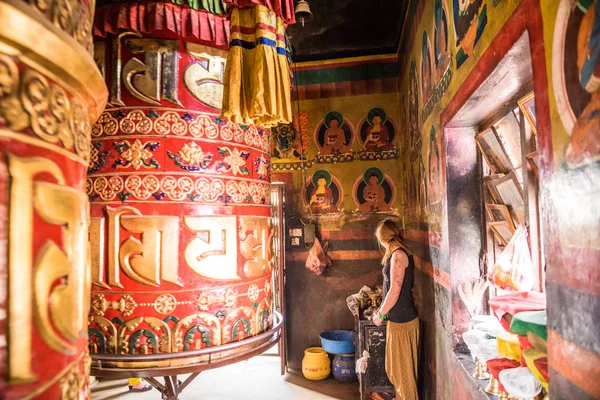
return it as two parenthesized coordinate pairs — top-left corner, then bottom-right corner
(315, 111), (354, 160)
(354, 167), (394, 213)
(306, 169), (341, 214)
(359, 108), (397, 154)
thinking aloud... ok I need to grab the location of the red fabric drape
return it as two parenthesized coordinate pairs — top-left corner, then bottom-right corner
(94, 1), (230, 48)
(224, 0), (295, 23)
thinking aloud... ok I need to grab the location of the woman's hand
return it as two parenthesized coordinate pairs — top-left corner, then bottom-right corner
(372, 315), (383, 326)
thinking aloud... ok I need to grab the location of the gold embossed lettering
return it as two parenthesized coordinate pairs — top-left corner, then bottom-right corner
(240, 217), (273, 278)
(107, 207), (182, 287)
(122, 37), (181, 106)
(110, 32), (139, 106)
(7, 155), (90, 382)
(184, 43), (227, 110)
(33, 182), (90, 351)
(90, 217), (108, 289)
(184, 216), (240, 280)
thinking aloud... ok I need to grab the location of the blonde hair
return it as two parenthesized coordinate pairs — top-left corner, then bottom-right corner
(375, 219), (410, 265)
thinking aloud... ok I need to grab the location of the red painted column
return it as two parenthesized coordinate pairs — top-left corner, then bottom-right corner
(88, 5), (274, 371)
(0, 0), (107, 398)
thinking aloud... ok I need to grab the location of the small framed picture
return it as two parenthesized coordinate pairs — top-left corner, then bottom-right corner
(526, 151), (540, 179)
(476, 129), (513, 175)
(489, 221), (516, 247)
(291, 237), (300, 246)
(488, 172), (525, 225)
(518, 92), (537, 135)
(486, 204), (515, 229)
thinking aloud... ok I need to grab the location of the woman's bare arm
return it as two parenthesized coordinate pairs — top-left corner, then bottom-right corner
(378, 250), (408, 316)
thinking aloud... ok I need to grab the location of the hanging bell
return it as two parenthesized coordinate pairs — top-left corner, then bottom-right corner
(295, 0), (313, 27)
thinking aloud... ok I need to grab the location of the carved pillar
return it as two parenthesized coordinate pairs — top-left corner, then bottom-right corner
(0, 0), (107, 398)
(88, 6), (274, 371)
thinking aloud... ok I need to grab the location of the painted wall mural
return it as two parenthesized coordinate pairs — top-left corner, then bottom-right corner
(421, 31), (435, 120)
(353, 167), (396, 213)
(428, 125), (442, 207)
(271, 112), (311, 170)
(304, 169), (343, 214)
(397, 0), (600, 398)
(434, 0), (453, 99)
(409, 60), (423, 161)
(315, 111), (354, 163)
(358, 107), (398, 159)
(453, 0), (488, 68)
(552, 0), (600, 167)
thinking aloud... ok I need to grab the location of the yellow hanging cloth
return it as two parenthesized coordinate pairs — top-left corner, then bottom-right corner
(222, 5), (292, 128)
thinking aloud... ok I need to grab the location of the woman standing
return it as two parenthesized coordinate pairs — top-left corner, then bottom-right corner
(373, 219), (419, 400)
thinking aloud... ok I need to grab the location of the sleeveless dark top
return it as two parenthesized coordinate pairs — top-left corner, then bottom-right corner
(382, 248), (418, 323)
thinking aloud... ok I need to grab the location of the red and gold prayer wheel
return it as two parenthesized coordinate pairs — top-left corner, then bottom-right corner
(0, 0), (107, 398)
(87, 2), (278, 372)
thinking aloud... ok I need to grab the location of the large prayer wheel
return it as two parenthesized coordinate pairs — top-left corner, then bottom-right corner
(0, 0), (107, 398)
(87, 7), (275, 373)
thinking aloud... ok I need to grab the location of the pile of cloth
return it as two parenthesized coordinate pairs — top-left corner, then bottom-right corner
(463, 291), (549, 399)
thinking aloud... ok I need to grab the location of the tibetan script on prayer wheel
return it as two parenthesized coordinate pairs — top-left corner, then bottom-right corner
(88, 32), (274, 370)
(0, 0), (107, 397)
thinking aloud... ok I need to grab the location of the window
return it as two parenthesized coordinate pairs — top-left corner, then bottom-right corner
(477, 92), (545, 296)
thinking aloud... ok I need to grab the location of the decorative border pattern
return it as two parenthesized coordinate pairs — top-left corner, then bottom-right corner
(91, 277), (272, 318)
(88, 277), (274, 355)
(315, 153), (354, 164)
(0, 54), (91, 163)
(272, 160), (314, 171)
(26, 0), (94, 54)
(86, 174), (271, 205)
(357, 150), (398, 160)
(92, 110), (271, 154)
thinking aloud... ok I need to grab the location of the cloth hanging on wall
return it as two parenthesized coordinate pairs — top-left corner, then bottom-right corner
(221, 5), (292, 127)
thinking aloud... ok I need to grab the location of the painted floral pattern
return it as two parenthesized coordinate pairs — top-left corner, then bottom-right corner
(216, 147), (250, 176)
(113, 139), (160, 170)
(167, 142), (213, 171)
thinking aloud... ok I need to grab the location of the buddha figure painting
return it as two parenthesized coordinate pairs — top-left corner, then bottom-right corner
(359, 108), (397, 153)
(315, 111), (353, 160)
(552, 0), (600, 166)
(305, 169), (341, 214)
(434, 0), (451, 83)
(421, 31), (433, 103)
(354, 167), (394, 213)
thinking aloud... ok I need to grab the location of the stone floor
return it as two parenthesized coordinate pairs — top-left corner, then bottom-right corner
(91, 355), (359, 400)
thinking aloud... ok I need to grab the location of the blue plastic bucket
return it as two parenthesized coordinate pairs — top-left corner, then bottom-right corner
(319, 330), (355, 354)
